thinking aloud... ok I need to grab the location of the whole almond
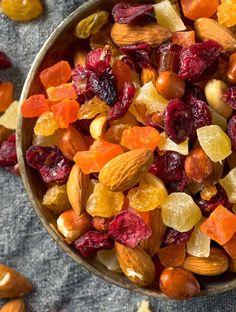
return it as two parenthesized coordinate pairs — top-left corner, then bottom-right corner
(115, 243), (155, 286)
(183, 247), (229, 276)
(67, 164), (90, 215)
(195, 18), (236, 52)
(0, 299), (25, 312)
(99, 149), (154, 192)
(140, 209), (166, 257)
(160, 267), (200, 300)
(0, 264), (32, 298)
(111, 23), (171, 47)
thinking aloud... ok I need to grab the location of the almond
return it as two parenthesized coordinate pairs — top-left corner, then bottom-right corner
(111, 23), (171, 47)
(0, 264), (32, 298)
(195, 18), (236, 52)
(115, 242), (155, 286)
(67, 164), (90, 215)
(98, 149), (154, 192)
(183, 247), (229, 276)
(0, 299), (25, 312)
(140, 209), (166, 257)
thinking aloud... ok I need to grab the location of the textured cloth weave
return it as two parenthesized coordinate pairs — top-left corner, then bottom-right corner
(0, 1), (236, 311)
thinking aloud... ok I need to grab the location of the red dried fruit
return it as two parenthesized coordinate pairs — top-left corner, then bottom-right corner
(26, 145), (72, 184)
(163, 227), (194, 246)
(149, 152), (185, 183)
(183, 83), (206, 103)
(112, 2), (154, 24)
(0, 133), (17, 167)
(195, 185), (233, 216)
(167, 176), (187, 193)
(227, 115), (236, 150)
(0, 51), (12, 69)
(223, 87), (236, 109)
(86, 47), (111, 73)
(72, 65), (94, 104)
(179, 40), (222, 82)
(121, 56), (139, 72)
(108, 210), (152, 248)
(74, 230), (113, 257)
(120, 43), (152, 69)
(107, 83), (135, 121)
(89, 66), (118, 105)
(164, 99), (194, 144)
(190, 99), (212, 131)
(73, 119), (92, 136)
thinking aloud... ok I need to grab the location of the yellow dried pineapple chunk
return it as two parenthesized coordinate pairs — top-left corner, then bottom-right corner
(157, 132), (189, 156)
(220, 167), (236, 203)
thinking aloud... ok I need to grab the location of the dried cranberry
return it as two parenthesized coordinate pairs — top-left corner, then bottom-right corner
(0, 133), (17, 167)
(72, 65), (94, 104)
(223, 87), (236, 109)
(107, 83), (135, 121)
(164, 99), (194, 144)
(86, 47), (111, 73)
(179, 40), (222, 82)
(150, 152), (185, 183)
(167, 176), (187, 193)
(195, 185), (233, 217)
(108, 210), (152, 248)
(89, 66), (118, 106)
(73, 119), (92, 136)
(26, 145), (72, 184)
(184, 84), (206, 103)
(163, 227), (194, 245)
(190, 99), (212, 131)
(0, 51), (12, 69)
(112, 2), (154, 24)
(227, 115), (236, 150)
(74, 231), (113, 257)
(120, 43), (152, 69)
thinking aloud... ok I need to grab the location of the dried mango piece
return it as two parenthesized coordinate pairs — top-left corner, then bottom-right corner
(34, 112), (58, 136)
(0, 81), (13, 112)
(74, 11), (109, 39)
(21, 94), (49, 118)
(1, 0), (43, 22)
(0, 101), (18, 129)
(50, 99), (80, 128)
(39, 61), (72, 89)
(181, 0), (219, 20)
(46, 83), (77, 101)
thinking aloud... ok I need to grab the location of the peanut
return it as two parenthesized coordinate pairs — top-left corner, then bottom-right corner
(156, 71), (185, 100)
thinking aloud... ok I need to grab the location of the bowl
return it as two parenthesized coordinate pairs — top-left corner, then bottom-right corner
(16, 0), (236, 298)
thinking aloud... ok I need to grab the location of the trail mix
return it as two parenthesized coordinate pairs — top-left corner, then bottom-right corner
(21, 0), (236, 300)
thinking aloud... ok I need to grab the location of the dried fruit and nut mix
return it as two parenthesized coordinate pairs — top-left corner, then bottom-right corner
(20, 0), (236, 300)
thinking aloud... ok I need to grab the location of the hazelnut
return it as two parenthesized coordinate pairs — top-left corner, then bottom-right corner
(156, 71), (185, 100)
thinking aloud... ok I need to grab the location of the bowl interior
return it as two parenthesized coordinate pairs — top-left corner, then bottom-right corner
(16, 0), (236, 298)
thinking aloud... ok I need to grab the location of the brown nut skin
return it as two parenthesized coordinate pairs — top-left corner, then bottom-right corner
(156, 71), (185, 100)
(159, 267), (200, 300)
(184, 147), (213, 183)
(227, 52), (236, 84)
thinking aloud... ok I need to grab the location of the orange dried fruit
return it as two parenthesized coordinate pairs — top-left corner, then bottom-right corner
(39, 61), (72, 89)
(50, 99), (79, 128)
(200, 204), (236, 245)
(223, 233), (236, 260)
(0, 81), (13, 112)
(46, 83), (77, 101)
(158, 244), (186, 267)
(121, 126), (160, 151)
(172, 31), (196, 47)
(181, 0), (219, 20)
(21, 94), (49, 118)
(112, 59), (133, 92)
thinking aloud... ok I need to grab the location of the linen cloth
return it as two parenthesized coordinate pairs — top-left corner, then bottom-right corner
(0, 1), (236, 311)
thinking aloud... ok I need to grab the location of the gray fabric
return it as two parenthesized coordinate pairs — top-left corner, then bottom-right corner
(0, 1), (236, 311)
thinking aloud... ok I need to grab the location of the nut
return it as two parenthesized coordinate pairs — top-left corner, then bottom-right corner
(194, 18), (236, 52)
(184, 147), (213, 183)
(0, 299), (25, 312)
(111, 23), (171, 47)
(205, 79), (233, 119)
(158, 245), (186, 268)
(67, 164), (90, 215)
(227, 52), (236, 84)
(159, 267), (200, 300)
(89, 113), (108, 140)
(140, 208), (166, 257)
(115, 242), (155, 286)
(141, 67), (158, 86)
(98, 149), (154, 192)
(57, 126), (88, 160)
(229, 258), (236, 272)
(183, 247), (229, 276)
(57, 210), (92, 243)
(156, 71), (185, 100)
(0, 264), (32, 298)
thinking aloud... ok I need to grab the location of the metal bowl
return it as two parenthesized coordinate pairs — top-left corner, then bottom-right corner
(16, 0), (236, 298)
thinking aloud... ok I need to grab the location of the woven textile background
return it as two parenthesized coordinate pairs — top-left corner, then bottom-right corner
(0, 1), (236, 311)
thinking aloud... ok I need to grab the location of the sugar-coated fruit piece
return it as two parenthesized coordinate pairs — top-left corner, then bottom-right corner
(220, 167), (236, 203)
(39, 61), (72, 89)
(46, 83), (78, 101)
(0, 81), (13, 112)
(50, 99), (80, 128)
(181, 0), (219, 20)
(187, 219), (210, 257)
(172, 31), (195, 47)
(21, 94), (49, 118)
(34, 111), (58, 136)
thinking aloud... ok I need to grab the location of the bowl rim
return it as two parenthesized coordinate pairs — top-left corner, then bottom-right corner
(16, 0), (236, 300)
